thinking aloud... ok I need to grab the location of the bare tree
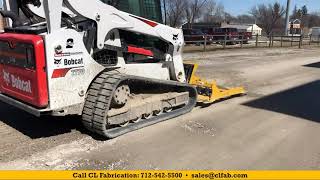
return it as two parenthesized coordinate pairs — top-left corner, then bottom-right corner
(161, 0), (167, 24)
(224, 12), (237, 23)
(202, 0), (225, 22)
(164, 0), (187, 27)
(237, 14), (256, 24)
(250, 2), (286, 35)
(185, 0), (208, 28)
(202, 0), (216, 22)
(308, 12), (320, 28)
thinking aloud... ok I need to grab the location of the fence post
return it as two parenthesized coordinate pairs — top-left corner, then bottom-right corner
(309, 35), (311, 45)
(269, 35), (272, 47)
(223, 34), (227, 49)
(299, 35), (302, 49)
(204, 36), (207, 52)
(272, 35), (274, 47)
(255, 34), (258, 47)
(281, 36), (283, 47)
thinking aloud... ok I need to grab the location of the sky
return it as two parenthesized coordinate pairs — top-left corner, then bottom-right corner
(0, 0), (319, 17)
(222, 0), (320, 16)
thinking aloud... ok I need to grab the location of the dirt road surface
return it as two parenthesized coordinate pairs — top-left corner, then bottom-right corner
(1, 47), (320, 170)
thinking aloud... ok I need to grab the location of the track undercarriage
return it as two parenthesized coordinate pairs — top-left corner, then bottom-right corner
(82, 70), (197, 138)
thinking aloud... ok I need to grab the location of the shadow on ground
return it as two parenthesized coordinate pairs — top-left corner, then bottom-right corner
(243, 80), (320, 122)
(0, 102), (88, 139)
(304, 62), (320, 68)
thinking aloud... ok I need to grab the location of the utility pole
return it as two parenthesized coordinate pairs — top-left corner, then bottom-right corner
(284, 0), (291, 35)
(163, 0), (167, 25)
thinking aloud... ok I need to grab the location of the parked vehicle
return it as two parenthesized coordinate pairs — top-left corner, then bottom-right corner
(309, 27), (320, 42)
(238, 31), (252, 44)
(183, 29), (213, 45)
(205, 28), (239, 45)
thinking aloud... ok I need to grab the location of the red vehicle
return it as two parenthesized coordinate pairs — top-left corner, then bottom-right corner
(205, 28), (239, 45)
(238, 31), (252, 44)
(183, 29), (213, 45)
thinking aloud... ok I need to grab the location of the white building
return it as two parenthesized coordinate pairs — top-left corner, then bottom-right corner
(221, 24), (262, 35)
(0, 14), (3, 32)
(288, 19), (302, 36)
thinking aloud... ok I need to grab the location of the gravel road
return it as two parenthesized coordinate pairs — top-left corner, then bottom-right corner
(1, 47), (320, 170)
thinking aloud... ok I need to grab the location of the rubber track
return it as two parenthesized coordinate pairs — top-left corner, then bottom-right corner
(82, 70), (197, 138)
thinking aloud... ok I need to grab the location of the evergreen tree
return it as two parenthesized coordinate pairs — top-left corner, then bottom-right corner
(301, 5), (308, 15)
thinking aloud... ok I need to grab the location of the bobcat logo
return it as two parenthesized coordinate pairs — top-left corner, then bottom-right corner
(54, 58), (62, 65)
(3, 70), (10, 86)
(173, 34), (179, 41)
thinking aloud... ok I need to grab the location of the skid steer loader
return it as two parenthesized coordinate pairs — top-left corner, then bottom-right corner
(0, 0), (245, 138)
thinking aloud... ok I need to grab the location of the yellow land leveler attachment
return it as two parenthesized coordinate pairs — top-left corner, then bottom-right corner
(184, 63), (246, 103)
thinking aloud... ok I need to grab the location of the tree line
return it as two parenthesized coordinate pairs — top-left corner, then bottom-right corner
(162, 0), (320, 35)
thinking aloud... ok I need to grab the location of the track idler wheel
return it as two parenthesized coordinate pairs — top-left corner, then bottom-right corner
(112, 84), (130, 107)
